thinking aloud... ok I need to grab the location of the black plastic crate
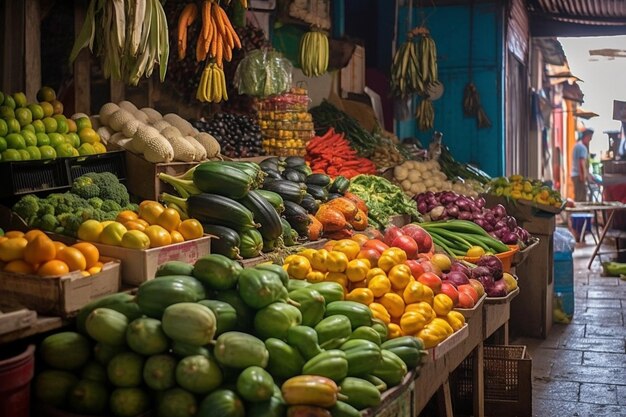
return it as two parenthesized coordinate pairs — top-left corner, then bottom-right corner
(65, 150), (127, 182)
(0, 158), (70, 198)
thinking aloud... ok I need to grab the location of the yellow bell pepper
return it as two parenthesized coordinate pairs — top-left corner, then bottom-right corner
(509, 174), (523, 182)
(378, 248), (407, 272)
(332, 239), (361, 260)
(298, 249), (318, 262)
(326, 251), (349, 273)
(367, 275), (391, 298)
(445, 311), (466, 331)
(378, 293), (405, 319)
(369, 302), (391, 324)
(286, 255), (312, 280)
(306, 270), (326, 283)
(417, 326), (447, 349)
(523, 181), (533, 193)
(433, 293), (454, 316)
(430, 318), (454, 336)
(325, 272), (348, 291)
(311, 249), (329, 272)
(511, 190), (523, 199)
(512, 183), (523, 192)
(367, 267), (387, 280)
(346, 259), (370, 283)
(405, 301), (435, 322)
(403, 280), (434, 305)
(400, 311), (428, 335)
(351, 279), (368, 289)
(387, 323), (404, 339)
(388, 264), (412, 290)
(346, 288), (374, 305)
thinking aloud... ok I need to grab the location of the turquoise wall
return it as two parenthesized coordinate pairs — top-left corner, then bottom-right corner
(394, 3), (506, 177)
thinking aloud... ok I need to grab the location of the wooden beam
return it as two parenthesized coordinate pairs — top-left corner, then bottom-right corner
(110, 78), (125, 103)
(73, 0), (90, 114)
(24, 0), (41, 101)
(2, 1), (25, 93)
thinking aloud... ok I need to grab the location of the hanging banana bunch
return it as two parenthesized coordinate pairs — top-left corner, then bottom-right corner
(390, 28), (438, 98)
(416, 99), (434, 131)
(70, 0), (170, 86)
(299, 30), (329, 77)
(196, 62), (228, 103)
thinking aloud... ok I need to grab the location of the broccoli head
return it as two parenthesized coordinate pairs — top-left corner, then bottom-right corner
(123, 203), (140, 212)
(36, 201), (55, 217)
(100, 182), (130, 206)
(57, 213), (82, 236)
(46, 192), (90, 214)
(13, 195), (40, 220)
(101, 200), (123, 213)
(100, 211), (118, 221)
(88, 197), (104, 209)
(71, 176), (101, 199)
(39, 214), (60, 232)
(84, 172), (120, 187)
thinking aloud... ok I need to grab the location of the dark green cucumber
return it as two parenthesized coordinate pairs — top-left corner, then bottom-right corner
(283, 201), (311, 237)
(192, 162), (255, 199)
(237, 190), (283, 242)
(201, 224), (241, 260)
(188, 194), (258, 231)
(262, 180), (307, 204)
(256, 190), (285, 214)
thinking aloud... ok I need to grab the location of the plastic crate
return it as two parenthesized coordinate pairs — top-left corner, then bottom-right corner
(0, 159), (70, 198)
(450, 345), (532, 417)
(65, 150), (127, 182)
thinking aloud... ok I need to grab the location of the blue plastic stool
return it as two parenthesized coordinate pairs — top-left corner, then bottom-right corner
(570, 213), (595, 243)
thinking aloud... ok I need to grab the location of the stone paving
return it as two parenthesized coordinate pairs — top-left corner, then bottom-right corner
(513, 242), (626, 416)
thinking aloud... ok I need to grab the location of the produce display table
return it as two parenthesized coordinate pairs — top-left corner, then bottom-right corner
(362, 371), (418, 417)
(483, 288), (519, 344)
(0, 316), (68, 345)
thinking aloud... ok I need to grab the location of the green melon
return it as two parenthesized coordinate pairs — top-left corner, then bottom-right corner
(110, 387), (151, 417)
(40, 331), (91, 370)
(162, 302), (216, 346)
(126, 317), (169, 355)
(67, 379), (108, 415)
(143, 354), (178, 391)
(157, 388), (197, 417)
(34, 369), (78, 407)
(176, 355), (223, 395)
(81, 360), (107, 383)
(86, 308), (129, 346)
(107, 352), (145, 387)
(93, 342), (126, 365)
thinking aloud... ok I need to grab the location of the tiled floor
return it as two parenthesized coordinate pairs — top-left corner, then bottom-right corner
(513, 241), (626, 416)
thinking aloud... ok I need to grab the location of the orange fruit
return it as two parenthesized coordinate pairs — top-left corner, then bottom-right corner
(56, 247), (87, 271)
(71, 242), (100, 269)
(23, 229), (46, 242)
(139, 200), (160, 208)
(124, 220), (146, 232)
(87, 263), (103, 275)
(38, 260), (70, 277)
(53, 241), (67, 254)
(170, 230), (185, 244)
(144, 225), (172, 248)
(156, 208), (181, 232)
(0, 237), (28, 262)
(24, 234), (56, 265)
(116, 210), (139, 224)
(0, 236), (8, 244)
(4, 259), (35, 274)
(4, 231), (25, 239)
(135, 219), (150, 228)
(178, 219), (203, 240)
(80, 271), (91, 277)
(139, 203), (165, 225)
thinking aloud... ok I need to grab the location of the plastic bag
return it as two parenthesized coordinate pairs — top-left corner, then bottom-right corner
(554, 227), (576, 253)
(234, 49), (292, 98)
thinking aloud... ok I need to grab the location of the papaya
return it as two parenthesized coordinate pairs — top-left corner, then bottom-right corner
(214, 331), (269, 369)
(110, 387), (151, 417)
(248, 395), (286, 417)
(157, 388), (197, 417)
(171, 341), (210, 358)
(213, 289), (254, 331)
(34, 369), (78, 407)
(338, 377), (381, 410)
(197, 389), (245, 417)
(155, 260), (194, 277)
(236, 366), (274, 402)
(253, 302), (302, 341)
(136, 275), (206, 318)
(176, 355), (223, 395)
(94, 342), (126, 366)
(237, 268), (288, 309)
(81, 360), (107, 383)
(68, 379), (108, 415)
(143, 354), (177, 391)
(288, 288), (326, 327)
(107, 352), (145, 387)
(86, 308), (129, 346)
(126, 317), (169, 355)
(265, 338), (305, 381)
(76, 293), (139, 334)
(40, 331), (91, 370)
(162, 302), (216, 346)
(198, 299), (238, 336)
(254, 263), (290, 287)
(307, 282), (345, 304)
(193, 254), (242, 290)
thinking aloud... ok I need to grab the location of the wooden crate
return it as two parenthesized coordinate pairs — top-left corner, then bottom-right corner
(0, 308), (37, 336)
(362, 370), (416, 417)
(428, 324), (469, 361)
(455, 293), (486, 320)
(483, 288), (519, 340)
(0, 258), (121, 317)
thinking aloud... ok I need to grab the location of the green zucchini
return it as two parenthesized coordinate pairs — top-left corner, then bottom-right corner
(256, 190), (285, 214)
(305, 173), (331, 187)
(329, 176), (350, 194)
(283, 201), (311, 237)
(281, 218), (297, 246)
(306, 185), (328, 202)
(187, 194), (258, 231)
(219, 161), (265, 185)
(262, 180), (306, 204)
(202, 224), (241, 260)
(192, 162), (255, 199)
(237, 190), (283, 242)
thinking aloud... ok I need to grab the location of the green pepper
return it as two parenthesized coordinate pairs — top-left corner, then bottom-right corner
(288, 288), (326, 327)
(381, 336), (427, 370)
(340, 339), (382, 376)
(253, 302), (302, 341)
(348, 326), (382, 346)
(370, 318), (388, 343)
(287, 326), (323, 360)
(371, 349), (408, 387)
(329, 401), (361, 417)
(338, 377), (382, 410)
(361, 375), (387, 393)
(265, 338), (304, 381)
(254, 263), (289, 287)
(314, 315), (352, 350)
(302, 350), (348, 382)
(237, 269), (288, 309)
(324, 301), (373, 329)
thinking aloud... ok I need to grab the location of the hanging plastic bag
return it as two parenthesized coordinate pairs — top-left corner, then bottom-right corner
(234, 49), (293, 98)
(554, 227), (576, 254)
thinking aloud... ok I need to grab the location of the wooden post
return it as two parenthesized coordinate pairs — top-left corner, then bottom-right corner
(2, 1), (25, 92)
(24, 0), (41, 101)
(436, 380), (454, 417)
(473, 343), (485, 417)
(73, 0), (90, 114)
(110, 79), (125, 103)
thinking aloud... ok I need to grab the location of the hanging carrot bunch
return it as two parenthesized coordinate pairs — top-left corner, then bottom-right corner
(177, 1), (243, 103)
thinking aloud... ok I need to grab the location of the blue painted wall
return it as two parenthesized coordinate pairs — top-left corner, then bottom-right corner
(394, 3), (506, 176)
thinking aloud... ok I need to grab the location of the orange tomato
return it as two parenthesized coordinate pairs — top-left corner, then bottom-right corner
(116, 210), (139, 224)
(124, 220), (146, 232)
(4, 231), (25, 239)
(138, 202), (165, 225)
(71, 242), (100, 269)
(56, 247), (87, 271)
(135, 218), (150, 228)
(144, 225), (172, 248)
(156, 208), (181, 232)
(24, 234), (56, 265)
(170, 230), (185, 244)
(178, 219), (203, 240)
(4, 259), (36, 274)
(0, 237), (28, 262)
(38, 260), (70, 277)
(23, 229), (46, 242)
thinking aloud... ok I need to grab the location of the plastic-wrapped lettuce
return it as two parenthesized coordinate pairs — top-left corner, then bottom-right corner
(234, 49), (292, 97)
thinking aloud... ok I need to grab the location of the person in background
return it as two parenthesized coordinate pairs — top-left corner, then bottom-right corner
(571, 128), (594, 202)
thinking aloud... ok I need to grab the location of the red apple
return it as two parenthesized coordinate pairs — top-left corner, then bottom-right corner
(363, 239), (389, 254)
(357, 248), (381, 267)
(468, 278), (485, 299)
(401, 224), (433, 253)
(457, 292), (476, 309)
(405, 260), (426, 279)
(384, 226), (405, 246)
(391, 235), (418, 259)
(440, 282), (459, 305)
(458, 284), (479, 303)
(417, 271), (442, 293)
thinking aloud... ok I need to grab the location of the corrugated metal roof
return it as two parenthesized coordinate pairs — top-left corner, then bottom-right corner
(530, 0), (626, 25)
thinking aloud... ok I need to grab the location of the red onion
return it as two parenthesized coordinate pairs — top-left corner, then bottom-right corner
(487, 280), (507, 297)
(445, 270), (470, 286)
(450, 261), (472, 276)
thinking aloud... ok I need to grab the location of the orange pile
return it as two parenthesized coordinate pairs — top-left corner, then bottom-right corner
(0, 230), (102, 278)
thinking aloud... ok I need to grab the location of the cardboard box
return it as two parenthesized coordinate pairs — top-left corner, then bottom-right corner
(92, 236), (212, 286)
(0, 258), (121, 317)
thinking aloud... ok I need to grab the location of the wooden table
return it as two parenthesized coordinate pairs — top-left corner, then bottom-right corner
(0, 315), (68, 345)
(565, 202), (626, 269)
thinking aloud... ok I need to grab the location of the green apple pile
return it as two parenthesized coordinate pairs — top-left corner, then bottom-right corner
(0, 87), (106, 162)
